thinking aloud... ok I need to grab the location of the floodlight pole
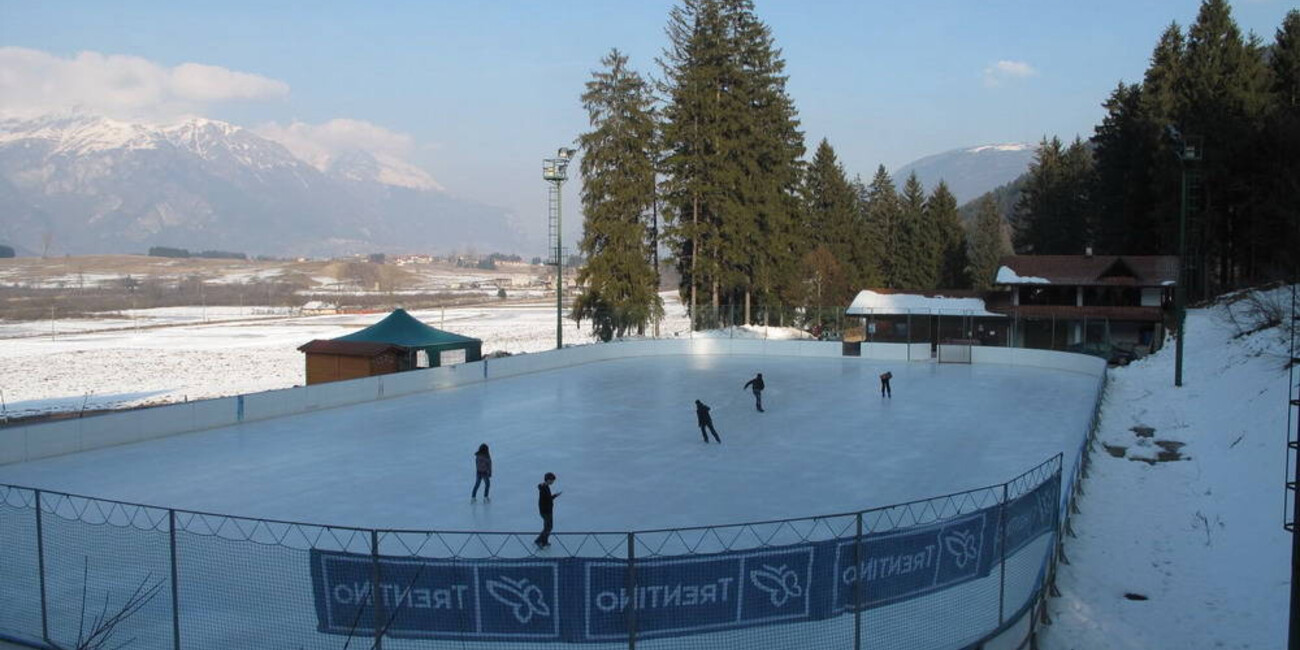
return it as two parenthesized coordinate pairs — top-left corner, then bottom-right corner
(1175, 160), (1188, 387)
(544, 147), (575, 350)
(1166, 127), (1200, 388)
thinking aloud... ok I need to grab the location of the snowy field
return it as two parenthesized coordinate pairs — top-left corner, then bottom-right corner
(0, 298), (696, 419)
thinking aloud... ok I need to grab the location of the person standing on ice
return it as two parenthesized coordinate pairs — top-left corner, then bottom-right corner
(471, 444), (492, 502)
(879, 371), (893, 398)
(534, 472), (561, 549)
(742, 373), (766, 412)
(695, 399), (721, 443)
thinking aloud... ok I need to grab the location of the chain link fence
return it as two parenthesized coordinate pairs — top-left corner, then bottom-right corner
(0, 454), (1064, 650)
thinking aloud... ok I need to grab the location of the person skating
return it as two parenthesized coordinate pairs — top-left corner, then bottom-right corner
(534, 472), (561, 549)
(742, 373), (766, 412)
(695, 399), (721, 443)
(879, 371), (893, 398)
(471, 443), (492, 502)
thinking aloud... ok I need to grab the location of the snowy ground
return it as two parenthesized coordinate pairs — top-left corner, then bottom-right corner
(0, 296), (703, 419)
(1043, 287), (1295, 649)
(0, 287), (1294, 649)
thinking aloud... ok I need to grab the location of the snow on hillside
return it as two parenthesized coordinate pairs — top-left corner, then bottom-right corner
(1044, 287), (1295, 649)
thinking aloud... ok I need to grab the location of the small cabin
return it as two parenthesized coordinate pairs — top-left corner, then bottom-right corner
(297, 340), (410, 385)
(299, 308), (483, 385)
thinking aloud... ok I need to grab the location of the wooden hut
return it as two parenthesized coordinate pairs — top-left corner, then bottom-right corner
(297, 340), (410, 385)
(298, 309), (483, 385)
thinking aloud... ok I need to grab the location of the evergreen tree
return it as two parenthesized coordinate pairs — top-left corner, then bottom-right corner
(722, 0), (806, 323)
(660, 0), (728, 326)
(928, 181), (969, 289)
(862, 165), (900, 287)
(1011, 137), (1092, 254)
(1257, 11), (1300, 271)
(573, 49), (663, 341)
(800, 139), (871, 300)
(894, 173), (934, 289)
(1177, 0), (1272, 289)
(851, 174), (885, 287)
(1135, 23), (1189, 257)
(968, 194), (1009, 291)
(659, 0), (804, 326)
(1091, 82), (1160, 254)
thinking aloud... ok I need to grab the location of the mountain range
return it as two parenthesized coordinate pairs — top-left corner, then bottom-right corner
(0, 113), (527, 258)
(0, 113), (1037, 258)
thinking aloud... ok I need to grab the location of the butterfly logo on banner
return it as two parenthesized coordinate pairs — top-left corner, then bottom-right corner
(749, 564), (804, 608)
(486, 576), (551, 624)
(943, 529), (981, 570)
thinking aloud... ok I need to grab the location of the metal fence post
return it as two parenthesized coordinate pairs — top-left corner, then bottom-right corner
(170, 509), (181, 650)
(371, 530), (383, 650)
(854, 512), (863, 650)
(627, 532), (637, 650)
(35, 490), (49, 642)
(998, 483), (1009, 624)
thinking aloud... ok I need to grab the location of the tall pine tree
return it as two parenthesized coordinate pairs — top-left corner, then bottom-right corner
(1178, 0), (1272, 288)
(928, 181), (969, 289)
(800, 139), (873, 299)
(573, 49), (663, 341)
(862, 165), (900, 288)
(968, 194), (1010, 291)
(894, 173), (935, 289)
(659, 0), (803, 327)
(1012, 137), (1092, 254)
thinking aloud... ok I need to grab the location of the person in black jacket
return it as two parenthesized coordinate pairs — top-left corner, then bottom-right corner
(695, 399), (721, 443)
(879, 370), (893, 398)
(534, 472), (562, 549)
(742, 373), (766, 412)
(471, 443), (492, 502)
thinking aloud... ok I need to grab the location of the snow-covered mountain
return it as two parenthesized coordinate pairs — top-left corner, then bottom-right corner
(893, 143), (1036, 205)
(0, 113), (525, 257)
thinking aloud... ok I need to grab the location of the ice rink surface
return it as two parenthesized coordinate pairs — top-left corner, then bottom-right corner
(0, 354), (1098, 533)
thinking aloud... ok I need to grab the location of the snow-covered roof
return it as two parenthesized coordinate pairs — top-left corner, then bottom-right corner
(995, 255), (1178, 286)
(996, 266), (1051, 284)
(845, 290), (1004, 317)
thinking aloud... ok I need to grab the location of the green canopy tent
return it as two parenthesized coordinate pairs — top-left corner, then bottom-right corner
(334, 308), (482, 368)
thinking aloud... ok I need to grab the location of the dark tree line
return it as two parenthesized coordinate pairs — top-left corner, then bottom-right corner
(573, 0), (1296, 339)
(1011, 2), (1300, 299)
(574, 0), (981, 337)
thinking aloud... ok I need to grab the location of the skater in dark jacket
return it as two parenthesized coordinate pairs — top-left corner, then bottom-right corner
(471, 444), (492, 502)
(695, 399), (721, 443)
(879, 371), (893, 398)
(534, 472), (561, 548)
(742, 373), (766, 412)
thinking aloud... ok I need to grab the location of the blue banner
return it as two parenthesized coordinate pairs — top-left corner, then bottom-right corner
(309, 470), (1060, 643)
(1003, 475), (1060, 557)
(831, 509), (997, 612)
(584, 546), (815, 641)
(311, 551), (561, 641)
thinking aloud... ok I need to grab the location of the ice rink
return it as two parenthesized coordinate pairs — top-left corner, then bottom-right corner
(0, 353), (1099, 533)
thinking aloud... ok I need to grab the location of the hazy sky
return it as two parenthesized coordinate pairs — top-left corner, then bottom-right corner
(1, 0), (1293, 252)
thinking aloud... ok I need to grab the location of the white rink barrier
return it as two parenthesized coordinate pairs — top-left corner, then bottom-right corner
(0, 339), (1104, 465)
